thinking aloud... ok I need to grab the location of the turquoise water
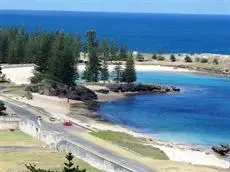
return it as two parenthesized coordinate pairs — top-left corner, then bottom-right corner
(99, 72), (230, 146)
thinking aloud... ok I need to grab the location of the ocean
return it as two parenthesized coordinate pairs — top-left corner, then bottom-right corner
(0, 10), (230, 54)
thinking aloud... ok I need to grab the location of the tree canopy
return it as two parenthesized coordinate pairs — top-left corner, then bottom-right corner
(0, 26), (135, 85)
(122, 53), (136, 83)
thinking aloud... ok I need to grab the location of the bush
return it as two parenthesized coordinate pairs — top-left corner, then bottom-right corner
(31, 73), (44, 84)
(170, 54), (176, 62)
(195, 57), (200, 62)
(184, 55), (192, 63)
(136, 53), (145, 62)
(213, 58), (219, 65)
(200, 58), (209, 63)
(25, 91), (33, 100)
(0, 101), (7, 116)
(152, 54), (157, 60)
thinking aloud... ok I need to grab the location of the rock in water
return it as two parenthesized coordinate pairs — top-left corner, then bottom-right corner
(106, 83), (180, 93)
(212, 145), (230, 156)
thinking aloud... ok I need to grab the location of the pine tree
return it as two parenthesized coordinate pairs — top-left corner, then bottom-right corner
(64, 153), (86, 172)
(73, 34), (81, 80)
(15, 29), (26, 63)
(64, 153), (75, 172)
(119, 44), (128, 61)
(35, 32), (52, 74)
(109, 40), (118, 61)
(184, 55), (192, 62)
(47, 31), (65, 83)
(170, 54), (176, 62)
(100, 39), (109, 82)
(25, 153), (86, 172)
(7, 40), (17, 63)
(122, 53), (136, 83)
(61, 35), (77, 86)
(113, 62), (123, 83)
(84, 30), (101, 82)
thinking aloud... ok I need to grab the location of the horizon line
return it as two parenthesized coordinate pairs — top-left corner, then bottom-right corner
(0, 9), (230, 16)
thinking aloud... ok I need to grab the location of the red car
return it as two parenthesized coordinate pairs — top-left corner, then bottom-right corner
(63, 121), (73, 126)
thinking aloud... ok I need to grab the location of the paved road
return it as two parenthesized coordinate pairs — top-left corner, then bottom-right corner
(3, 100), (156, 172)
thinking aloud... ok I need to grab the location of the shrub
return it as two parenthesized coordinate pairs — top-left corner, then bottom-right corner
(213, 58), (219, 65)
(195, 57), (200, 62)
(200, 58), (209, 63)
(170, 54), (176, 62)
(0, 101), (7, 116)
(136, 53), (145, 62)
(184, 55), (192, 63)
(31, 73), (44, 84)
(152, 54), (157, 60)
(25, 91), (33, 100)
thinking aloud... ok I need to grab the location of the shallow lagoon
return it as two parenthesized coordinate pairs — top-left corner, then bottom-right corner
(99, 72), (230, 146)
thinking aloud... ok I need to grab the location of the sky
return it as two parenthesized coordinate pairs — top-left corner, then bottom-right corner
(0, 0), (230, 15)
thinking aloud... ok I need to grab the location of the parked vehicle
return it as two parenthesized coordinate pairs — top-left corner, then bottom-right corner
(63, 121), (73, 126)
(11, 113), (17, 117)
(49, 117), (56, 122)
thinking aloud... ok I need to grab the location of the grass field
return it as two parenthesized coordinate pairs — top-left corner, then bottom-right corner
(0, 150), (100, 172)
(90, 131), (168, 160)
(86, 131), (229, 172)
(0, 130), (45, 146)
(0, 130), (99, 172)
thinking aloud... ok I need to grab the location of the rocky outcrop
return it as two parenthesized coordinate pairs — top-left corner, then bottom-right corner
(25, 81), (180, 101)
(95, 89), (110, 94)
(25, 81), (97, 101)
(212, 145), (230, 156)
(106, 83), (180, 93)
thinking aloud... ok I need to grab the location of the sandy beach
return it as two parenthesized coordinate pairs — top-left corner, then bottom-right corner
(1, 64), (191, 85)
(2, 66), (34, 85)
(1, 65), (230, 169)
(78, 64), (191, 73)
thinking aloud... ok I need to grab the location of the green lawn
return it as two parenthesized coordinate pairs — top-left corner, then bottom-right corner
(0, 130), (45, 146)
(0, 150), (100, 172)
(90, 131), (168, 160)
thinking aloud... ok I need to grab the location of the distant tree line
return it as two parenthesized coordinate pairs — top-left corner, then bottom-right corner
(0, 27), (136, 85)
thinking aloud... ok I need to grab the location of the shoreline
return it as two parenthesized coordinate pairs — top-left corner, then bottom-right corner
(1, 65), (230, 169)
(2, 61), (230, 86)
(9, 89), (229, 169)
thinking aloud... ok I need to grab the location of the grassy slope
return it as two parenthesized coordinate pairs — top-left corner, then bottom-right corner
(90, 131), (168, 160)
(85, 131), (228, 172)
(0, 130), (45, 146)
(0, 150), (100, 172)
